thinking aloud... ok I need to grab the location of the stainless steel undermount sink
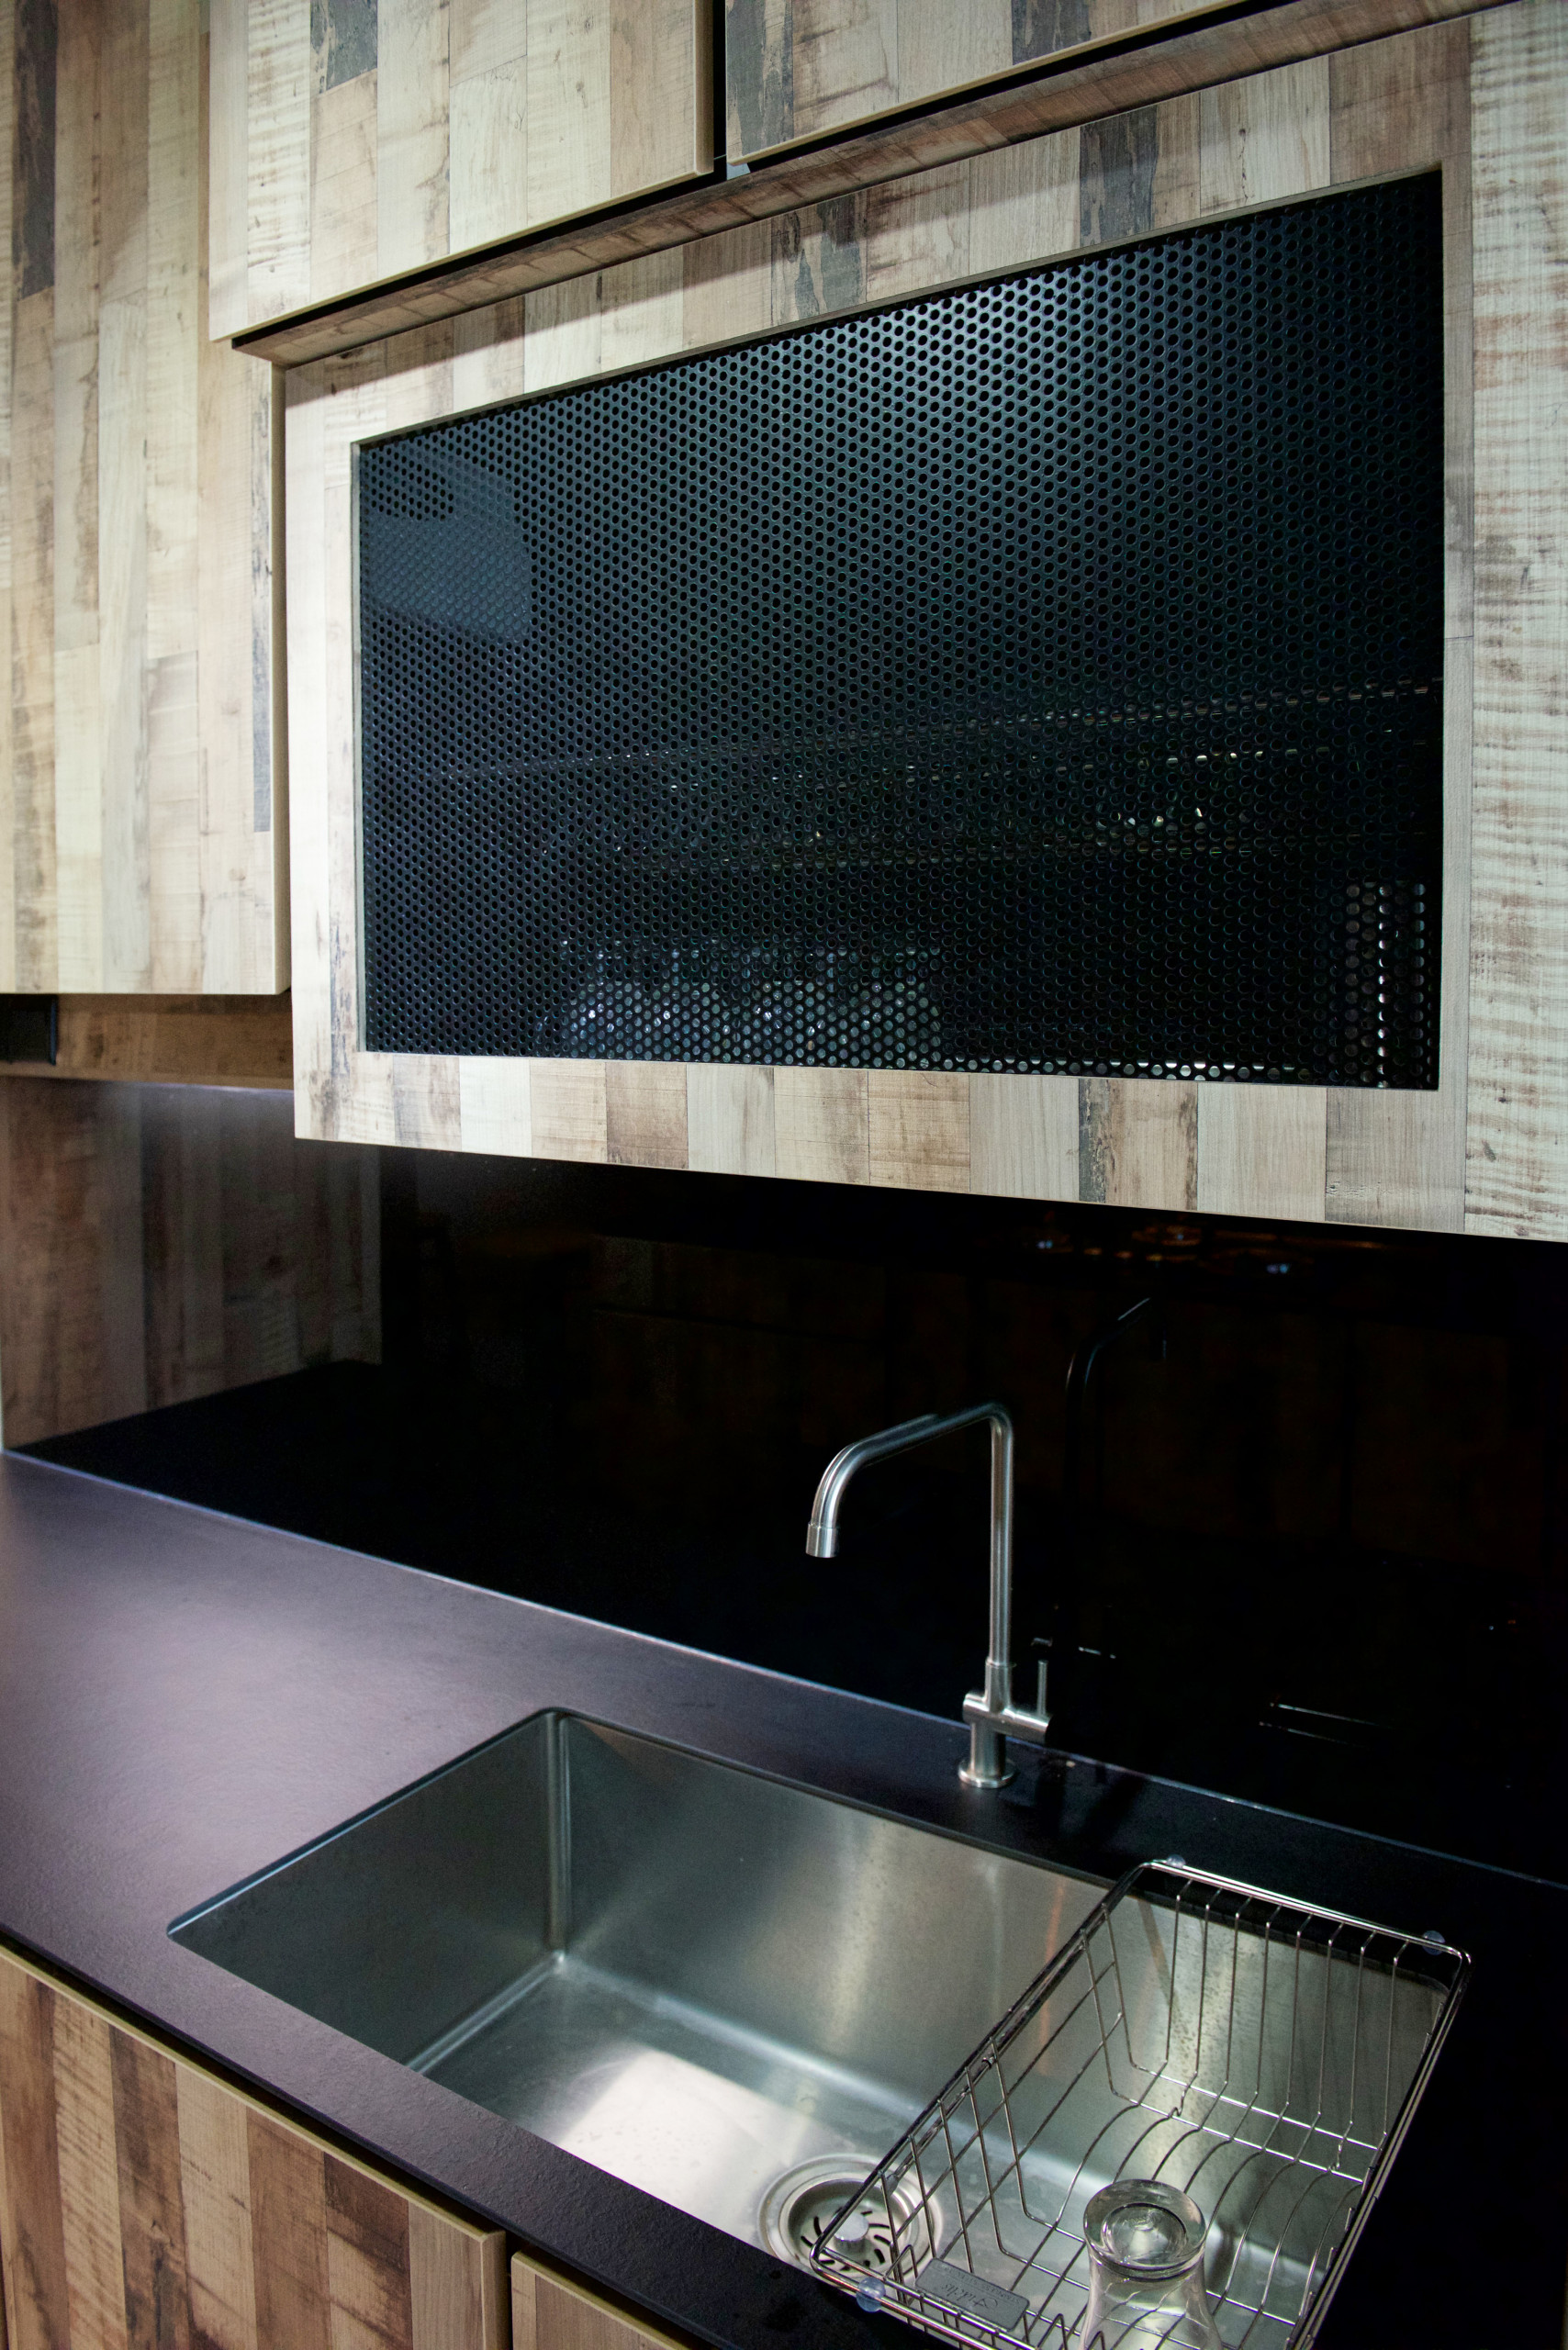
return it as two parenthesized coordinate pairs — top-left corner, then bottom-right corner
(172, 1713), (1103, 2253)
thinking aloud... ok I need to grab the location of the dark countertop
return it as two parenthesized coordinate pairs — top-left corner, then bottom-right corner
(1, 1453), (1563, 2347)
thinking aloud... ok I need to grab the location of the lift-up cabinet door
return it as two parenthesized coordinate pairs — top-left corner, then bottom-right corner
(725, 0), (1282, 162)
(0, 1945), (506, 2350)
(209, 0), (715, 341)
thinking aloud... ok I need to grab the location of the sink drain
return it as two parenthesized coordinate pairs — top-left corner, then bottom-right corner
(759, 2155), (930, 2276)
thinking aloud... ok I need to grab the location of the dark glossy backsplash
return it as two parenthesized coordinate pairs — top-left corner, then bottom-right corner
(34, 1150), (1568, 1886)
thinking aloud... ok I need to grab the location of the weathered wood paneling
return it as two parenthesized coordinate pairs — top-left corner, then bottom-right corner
(1465, 0), (1567, 1236)
(0, 0), (16, 1018)
(286, 20), (1534, 1235)
(210, 0), (711, 339)
(0, 1079), (150, 1446)
(0, 1077), (377, 1448)
(3, 994), (293, 1087)
(0, 0), (286, 997)
(686, 1065), (776, 1177)
(1323, 16), (1474, 1234)
(0, 1946), (506, 2350)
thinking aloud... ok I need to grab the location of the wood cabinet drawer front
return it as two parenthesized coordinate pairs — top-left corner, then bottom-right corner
(210, 2), (714, 341)
(0, 1946), (506, 2350)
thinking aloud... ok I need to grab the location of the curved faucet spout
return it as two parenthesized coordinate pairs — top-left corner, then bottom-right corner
(805, 1411), (945, 1556)
(803, 1403), (1048, 1790)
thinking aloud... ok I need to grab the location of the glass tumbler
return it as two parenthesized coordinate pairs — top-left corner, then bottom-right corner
(1080, 2179), (1223, 2349)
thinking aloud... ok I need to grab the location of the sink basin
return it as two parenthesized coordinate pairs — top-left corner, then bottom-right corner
(173, 1713), (1103, 2250)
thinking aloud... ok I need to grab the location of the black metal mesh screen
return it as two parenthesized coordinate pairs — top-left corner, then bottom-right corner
(358, 173), (1443, 1083)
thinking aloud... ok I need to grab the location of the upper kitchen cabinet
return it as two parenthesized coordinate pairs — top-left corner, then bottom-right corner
(285, 3), (1568, 1238)
(208, 0), (715, 340)
(726, 0), (1231, 162)
(1, 0), (286, 994)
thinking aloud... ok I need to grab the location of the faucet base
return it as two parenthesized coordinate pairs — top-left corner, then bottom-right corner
(959, 1718), (1015, 1790)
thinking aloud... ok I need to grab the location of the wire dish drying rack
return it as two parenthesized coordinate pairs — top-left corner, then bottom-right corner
(811, 1861), (1468, 2347)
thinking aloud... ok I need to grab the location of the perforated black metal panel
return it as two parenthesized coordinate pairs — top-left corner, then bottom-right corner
(358, 173), (1443, 1083)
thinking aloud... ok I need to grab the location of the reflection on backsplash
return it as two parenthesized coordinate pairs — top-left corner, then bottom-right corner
(28, 1161), (1568, 1874)
(543, 941), (945, 1068)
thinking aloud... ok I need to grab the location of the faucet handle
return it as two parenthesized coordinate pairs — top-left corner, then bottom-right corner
(963, 1687), (1051, 1744)
(959, 1680), (1051, 1790)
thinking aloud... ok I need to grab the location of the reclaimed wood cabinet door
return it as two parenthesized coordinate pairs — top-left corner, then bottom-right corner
(0, 0), (287, 997)
(512, 2252), (693, 2350)
(209, 1), (714, 341)
(0, 1945), (507, 2350)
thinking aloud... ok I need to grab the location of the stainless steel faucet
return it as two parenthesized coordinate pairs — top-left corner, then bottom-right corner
(805, 1403), (1050, 1789)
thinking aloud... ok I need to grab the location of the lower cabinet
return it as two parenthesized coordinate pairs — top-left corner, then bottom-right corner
(0, 1945), (506, 2350)
(511, 2256), (689, 2350)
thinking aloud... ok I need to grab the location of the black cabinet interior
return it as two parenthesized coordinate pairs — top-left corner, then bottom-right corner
(359, 176), (1443, 1086)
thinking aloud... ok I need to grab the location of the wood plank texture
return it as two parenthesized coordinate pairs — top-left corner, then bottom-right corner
(0, 1077), (377, 1447)
(529, 1060), (608, 1162)
(411, 2201), (506, 2350)
(111, 2031), (196, 2350)
(211, 0), (711, 336)
(1198, 53), (1329, 208)
(1464, 0), (1567, 1234)
(458, 1058), (533, 1156)
(1195, 1085), (1328, 1221)
(970, 1074), (1080, 1201)
(248, 2113), (330, 2350)
(248, 0), (313, 321)
(2, 0), (286, 996)
(725, 0), (1248, 163)
(1324, 17), (1474, 1234)
(686, 1067), (776, 1176)
(31, 997), (294, 1090)
(0, 1954), (71, 2350)
(1081, 1080), (1198, 1212)
(174, 2065), (256, 2350)
(0, 0), (16, 1003)
(378, 0), (451, 279)
(51, 2000), (127, 2350)
(511, 2253), (690, 2350)
(238, 0), (1504, 366)
(207, 0), (249, 337)
(286, 21), (1525, 1234)
(606, 1063), (689, 1169)
(0, 1946), (506, 2350)
(868, 1072), (969, 1192)
(12, 283), (56, 993)
(775, 1067), (868, 1185)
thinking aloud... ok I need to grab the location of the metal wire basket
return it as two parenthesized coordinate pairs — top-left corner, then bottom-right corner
(810, 1861), (1468, 2347)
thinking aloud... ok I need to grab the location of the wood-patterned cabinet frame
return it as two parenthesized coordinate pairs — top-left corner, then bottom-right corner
(0, 1943), (506, 2350)
(285, 3), (1567, 1237)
